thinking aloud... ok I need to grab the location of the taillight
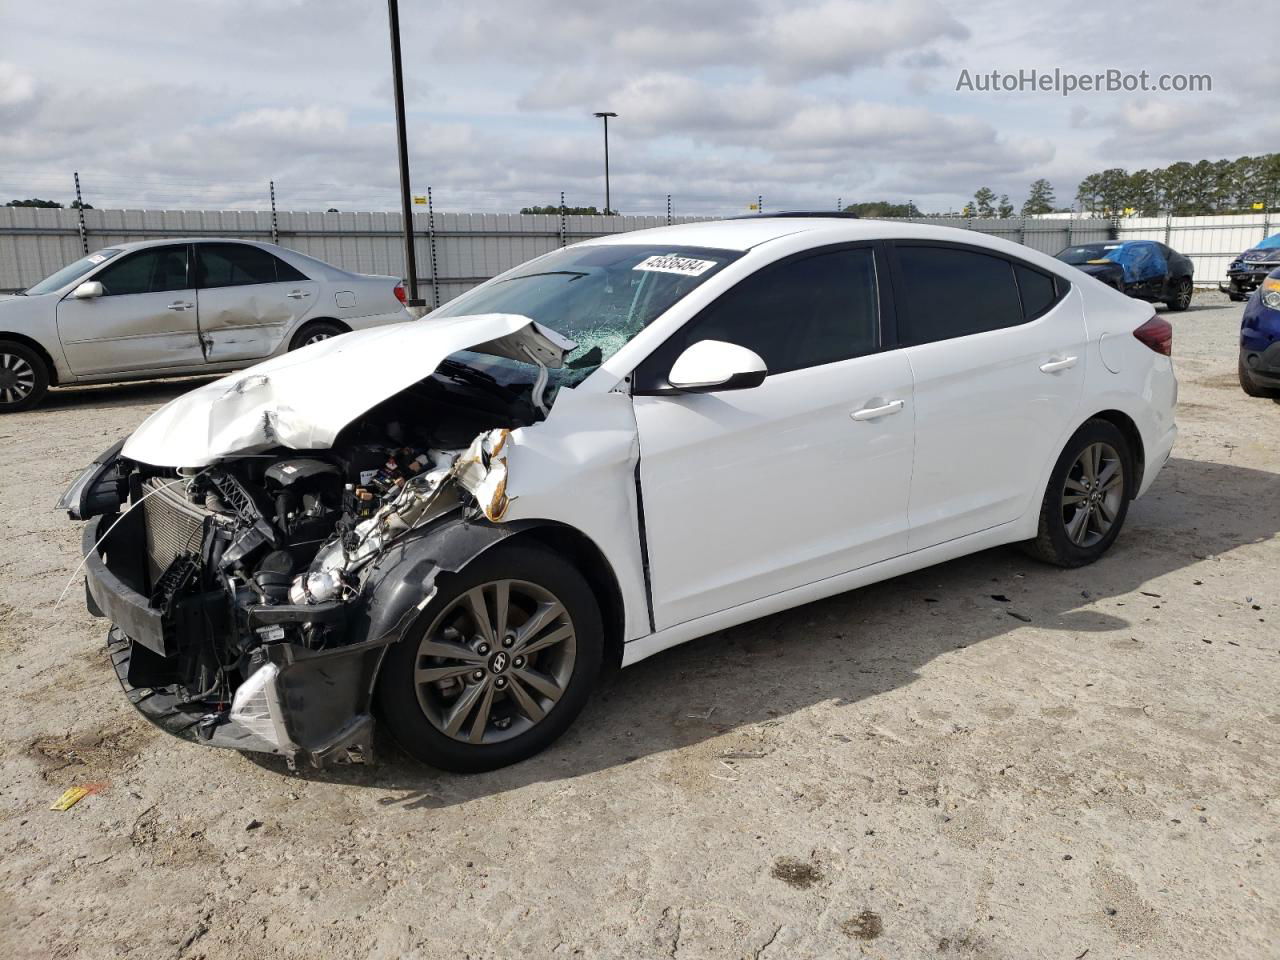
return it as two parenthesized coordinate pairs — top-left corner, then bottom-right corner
(394, 283), (407, 304)
(1133, 315), (1172, 356)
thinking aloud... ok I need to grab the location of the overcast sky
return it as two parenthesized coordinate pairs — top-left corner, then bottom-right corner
(0, 0), (1273, 216)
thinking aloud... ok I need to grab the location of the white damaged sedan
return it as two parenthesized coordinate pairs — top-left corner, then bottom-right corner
(61, 217), (1177, 772)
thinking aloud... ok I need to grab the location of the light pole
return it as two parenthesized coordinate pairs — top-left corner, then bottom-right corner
(593, 111), (617, 215)
(387, 0), (424, 307)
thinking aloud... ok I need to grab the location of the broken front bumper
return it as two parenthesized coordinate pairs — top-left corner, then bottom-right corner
(83, 512), (386, 768)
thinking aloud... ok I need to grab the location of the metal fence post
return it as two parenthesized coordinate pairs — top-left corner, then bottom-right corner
(426, 186), (439, 309)
(558, 191), (567, 247)
(1164, 212), (1172, 246)
(73, 171), (88, 254)
(666, 194), (672, 226)
(269, 180), (279, 245)
(837, 197), (842, 212)
(758, 194), (764, 215)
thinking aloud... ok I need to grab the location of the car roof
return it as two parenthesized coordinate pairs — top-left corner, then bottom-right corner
(583, 216), (1056, 257)
(93, 237), (281, 253)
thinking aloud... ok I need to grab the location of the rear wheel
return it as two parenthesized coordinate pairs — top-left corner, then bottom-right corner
(1239, 356), (1280, 398)
(376, 542), (603, 772)
(1165, 277), (1193, 311)
(1023, 419), (1133, 568)
(0, 340), (50, 413)
(289, 320), (347, 350)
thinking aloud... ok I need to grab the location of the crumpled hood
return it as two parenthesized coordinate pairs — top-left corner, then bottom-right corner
(122, 313), (574, 467)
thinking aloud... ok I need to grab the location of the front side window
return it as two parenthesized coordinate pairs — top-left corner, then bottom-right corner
(636, 246), (880, 389)
(197, 243), (301, 287)
(93, 246), (189, 296)
(25, 249), (123, 295)
(894, 245), (1024, 345)
(430, 243), (740, 397)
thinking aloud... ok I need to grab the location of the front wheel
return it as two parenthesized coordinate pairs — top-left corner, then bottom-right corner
(0, 340), (50, 413)
(376, 542), (603, 772)
(1022, 419), (1133, 568)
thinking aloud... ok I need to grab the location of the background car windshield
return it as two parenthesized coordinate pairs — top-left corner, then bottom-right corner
(24, 249), (123, 295)
(430, 243), (739, 393)
(1057, 243), (1121, 265)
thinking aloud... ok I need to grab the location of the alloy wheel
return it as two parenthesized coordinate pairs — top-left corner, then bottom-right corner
(413, 579), (577, 745)
(1061, 442), (1124, 548)
(0, 352), (37, 405)
(1176, 279), (1192, 309)
(303, 332), (333, 345)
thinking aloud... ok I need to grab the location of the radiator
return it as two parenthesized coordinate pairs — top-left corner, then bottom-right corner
(141, 477), (208, 586)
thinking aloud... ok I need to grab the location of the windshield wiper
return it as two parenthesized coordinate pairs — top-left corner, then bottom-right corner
(436, 358), (521, 398)
(496, 270), (588, 285)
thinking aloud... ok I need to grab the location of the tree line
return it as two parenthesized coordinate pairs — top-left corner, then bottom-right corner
(1074, 153), (1280, 216)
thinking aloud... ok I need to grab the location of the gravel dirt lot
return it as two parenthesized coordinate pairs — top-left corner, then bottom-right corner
(1, 292), (1276, 959)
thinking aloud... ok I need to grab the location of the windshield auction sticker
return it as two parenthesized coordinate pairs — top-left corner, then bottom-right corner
(634, 254), (717, 277)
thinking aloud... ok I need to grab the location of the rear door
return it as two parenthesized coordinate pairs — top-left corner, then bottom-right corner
(194, 243), (319, 362)
(632, 244), (916, 630)
(887, 242), (1085, 550)
(55, 244), (204, 376)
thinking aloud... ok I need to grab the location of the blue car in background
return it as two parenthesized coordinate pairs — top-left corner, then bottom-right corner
(1239, 267), (1280, 398)
(1222, 233), (1280, 302)
(1057, 239), (1195, 311)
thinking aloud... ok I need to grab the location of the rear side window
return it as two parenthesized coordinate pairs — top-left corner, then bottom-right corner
(94, 246), (189, 296)
(197, 244), (306, 287)
(1014, 263), (1058, 319)
(637, 247), (879, 386)
(894, 245), (1024, 345)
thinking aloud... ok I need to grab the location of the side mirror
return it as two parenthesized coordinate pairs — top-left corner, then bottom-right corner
(72, 281), (104, 300)
(668, 339), (767, 393)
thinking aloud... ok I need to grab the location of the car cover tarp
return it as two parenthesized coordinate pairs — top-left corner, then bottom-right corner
(1101, 242), (1166, 284)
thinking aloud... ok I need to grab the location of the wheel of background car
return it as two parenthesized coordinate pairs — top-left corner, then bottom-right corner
(1022, 418), (1133, 568)
(376, 542), (603, 772)
(1166, 277), (1193, 312)
(1229, 294), (1248, 302)
(1238, 356), (1280, 398)
(0, 340), (51, 413)
(289, 320), (347, 350)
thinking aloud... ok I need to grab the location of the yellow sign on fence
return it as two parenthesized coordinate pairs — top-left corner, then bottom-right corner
(413, 195), (428, 205)
(1253, 201), (1265, 210)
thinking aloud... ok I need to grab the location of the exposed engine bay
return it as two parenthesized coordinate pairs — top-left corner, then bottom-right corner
(72, 370), (536, 767)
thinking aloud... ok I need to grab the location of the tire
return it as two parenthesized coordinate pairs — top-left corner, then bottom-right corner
(376, 542), (603, 772)
(288, 320), (347, 350)
(1239, 356), (1280, 398)
(0, 340), (51, 413)
(1022, 419), (1133, 568)
(1165, 277), (1193, 311)
(1229, 293), (1248, 303)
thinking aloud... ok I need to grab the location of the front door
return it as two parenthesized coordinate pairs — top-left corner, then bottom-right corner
(631, 245), (916, 631)
(194, 242), (319, 363)
(55, 244), (204, 376)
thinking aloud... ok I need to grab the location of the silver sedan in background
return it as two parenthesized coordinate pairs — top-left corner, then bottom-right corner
(0, 238), (413, 411)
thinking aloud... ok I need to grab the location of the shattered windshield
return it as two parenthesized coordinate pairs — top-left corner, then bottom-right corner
(430, 243), (740, 397)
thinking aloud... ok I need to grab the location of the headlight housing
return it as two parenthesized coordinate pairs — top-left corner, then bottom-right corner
(1262, 276), (1280, 311)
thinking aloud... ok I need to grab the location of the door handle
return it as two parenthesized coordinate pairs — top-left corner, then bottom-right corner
(286, 290), (311, 300)
(167, 301), (193, 311)
(850, 399), (904, 421)
(1039, 355), (1078, 373)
